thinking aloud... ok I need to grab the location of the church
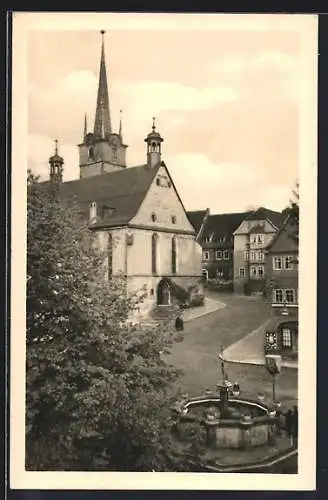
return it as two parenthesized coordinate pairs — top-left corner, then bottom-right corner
(47, 31), (203, 320)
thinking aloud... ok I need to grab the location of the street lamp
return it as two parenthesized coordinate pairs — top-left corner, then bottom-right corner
(265, 354), (282, 403)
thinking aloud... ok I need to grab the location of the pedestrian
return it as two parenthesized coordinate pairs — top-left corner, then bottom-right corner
(275, 403), (282, 436)
(285, 409), (293, 446)
(292, 405), (298, 446)
(175, 315), (184, 331)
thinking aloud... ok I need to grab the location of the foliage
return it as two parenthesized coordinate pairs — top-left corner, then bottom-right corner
(282, 182), (299, 245)
(26, 172), (186, 471)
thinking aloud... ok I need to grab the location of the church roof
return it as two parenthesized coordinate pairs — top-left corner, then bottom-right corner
(59, 162), (161, 228)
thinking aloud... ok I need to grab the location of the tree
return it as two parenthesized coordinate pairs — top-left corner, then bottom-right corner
(26, 172), (185, 471)
(282, 182), (299, 245)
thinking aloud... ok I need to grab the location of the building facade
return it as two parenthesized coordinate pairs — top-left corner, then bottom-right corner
(233, 207), (284, 295)
(192, 212), (250, 281)
(264, 218), (298, 359)
(49, 31), (203, 321)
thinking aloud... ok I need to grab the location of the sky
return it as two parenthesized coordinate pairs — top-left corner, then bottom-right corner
(27, 16), (305, 214)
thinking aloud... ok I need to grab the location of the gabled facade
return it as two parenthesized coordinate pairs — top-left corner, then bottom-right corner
(264, 218), (298, 359)
(50, 31), (202, 321)
(233, 207), (284, 295)
(196, 212), (251, 281)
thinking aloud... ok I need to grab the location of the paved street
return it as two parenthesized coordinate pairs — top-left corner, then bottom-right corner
(168, 293), (298, 408)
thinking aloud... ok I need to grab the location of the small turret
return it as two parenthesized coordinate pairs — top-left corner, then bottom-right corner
(144, 117), (163, 168)
(49, 139), (64, 183)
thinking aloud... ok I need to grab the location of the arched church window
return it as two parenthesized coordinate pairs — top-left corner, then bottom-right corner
(108, 233), (113, 280)
(112, 146), (118, 160)
(89, 147), (94, 160)
(152, 233), (158, 275)
(151, 142), (156, 151)
(171, 237), (177, 275)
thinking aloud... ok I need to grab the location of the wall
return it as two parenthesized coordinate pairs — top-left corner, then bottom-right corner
(130, 165), (195, 233)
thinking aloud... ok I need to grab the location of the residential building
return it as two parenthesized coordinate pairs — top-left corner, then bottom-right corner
(47, 31), (203, 321)
(233, 207), (284, 295)
(264, 218), (298, 359)
(187, 211), (251, 281)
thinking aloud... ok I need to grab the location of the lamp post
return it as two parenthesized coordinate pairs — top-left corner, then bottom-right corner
(265, 354), (282, 403)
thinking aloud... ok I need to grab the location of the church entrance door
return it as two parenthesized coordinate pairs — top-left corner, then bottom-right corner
(157, 279), (171, 306)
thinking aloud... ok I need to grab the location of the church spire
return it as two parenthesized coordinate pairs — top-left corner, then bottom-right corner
(93, 30), (112, 139)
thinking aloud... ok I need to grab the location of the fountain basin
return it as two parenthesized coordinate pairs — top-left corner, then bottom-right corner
(173, 396), (277, 450)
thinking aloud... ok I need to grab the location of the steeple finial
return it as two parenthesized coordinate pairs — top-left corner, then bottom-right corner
(152, 116), (156, 132)
(93, 30), (112, 139)
(54, 138), (58, 155)
(83, 113), (87, 140)
(119, 109), (123, 138)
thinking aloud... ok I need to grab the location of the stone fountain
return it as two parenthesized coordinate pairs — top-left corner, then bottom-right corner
(171, 349), (297, 473)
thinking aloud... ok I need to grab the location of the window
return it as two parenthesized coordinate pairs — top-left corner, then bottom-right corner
(203, 251), (210, 261)
(223, 250), (230, 260)
(251, 234), (263, 245)
(156, 178), (160, 186)
(108, 233), (113, 279)
(258, 251), (264, 261)
(151, 213), (157, 222)
(250, 250), (256, 260)
(216, 268), (224, 277)
(88, 147), (94, 160)
(284, 256), (293, 270)
(168, 181), (171, 188)
(171, 237), (177, 274)
(282, 328), (292, 348)
(204, 236), (211, 243)
(171, 215), (176, 224)
(239, 267), (245, 278)
(273, 289), (284, 303)
(89, 201), (97, 221)
(215, 250), (222, 260)
(250, 266), (257, 277)
(285, 289), (295, 303)
(258, 266), (264, 277)
(151, 234), (158, 275)
(244, 250), (249, 261)
(112, 146), (118, 160)
(273, 256), (282, 270)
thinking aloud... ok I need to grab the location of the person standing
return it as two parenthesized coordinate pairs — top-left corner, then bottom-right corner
(285, 409), (293, 446)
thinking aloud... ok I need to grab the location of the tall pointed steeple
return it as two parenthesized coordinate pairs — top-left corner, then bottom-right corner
(93, 30), (112, 139)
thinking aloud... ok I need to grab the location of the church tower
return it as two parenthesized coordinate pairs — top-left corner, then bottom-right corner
(144, 117), (163, 168)
(78, 31), (128, 179)
(49, 139), (64, 183)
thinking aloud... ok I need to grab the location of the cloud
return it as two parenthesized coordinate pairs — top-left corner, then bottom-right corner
(165, 153), (290, 213)
(209, 50), (300, 100)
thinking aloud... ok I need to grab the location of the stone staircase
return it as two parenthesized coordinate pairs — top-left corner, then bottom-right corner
(150, 304), (181, 323)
